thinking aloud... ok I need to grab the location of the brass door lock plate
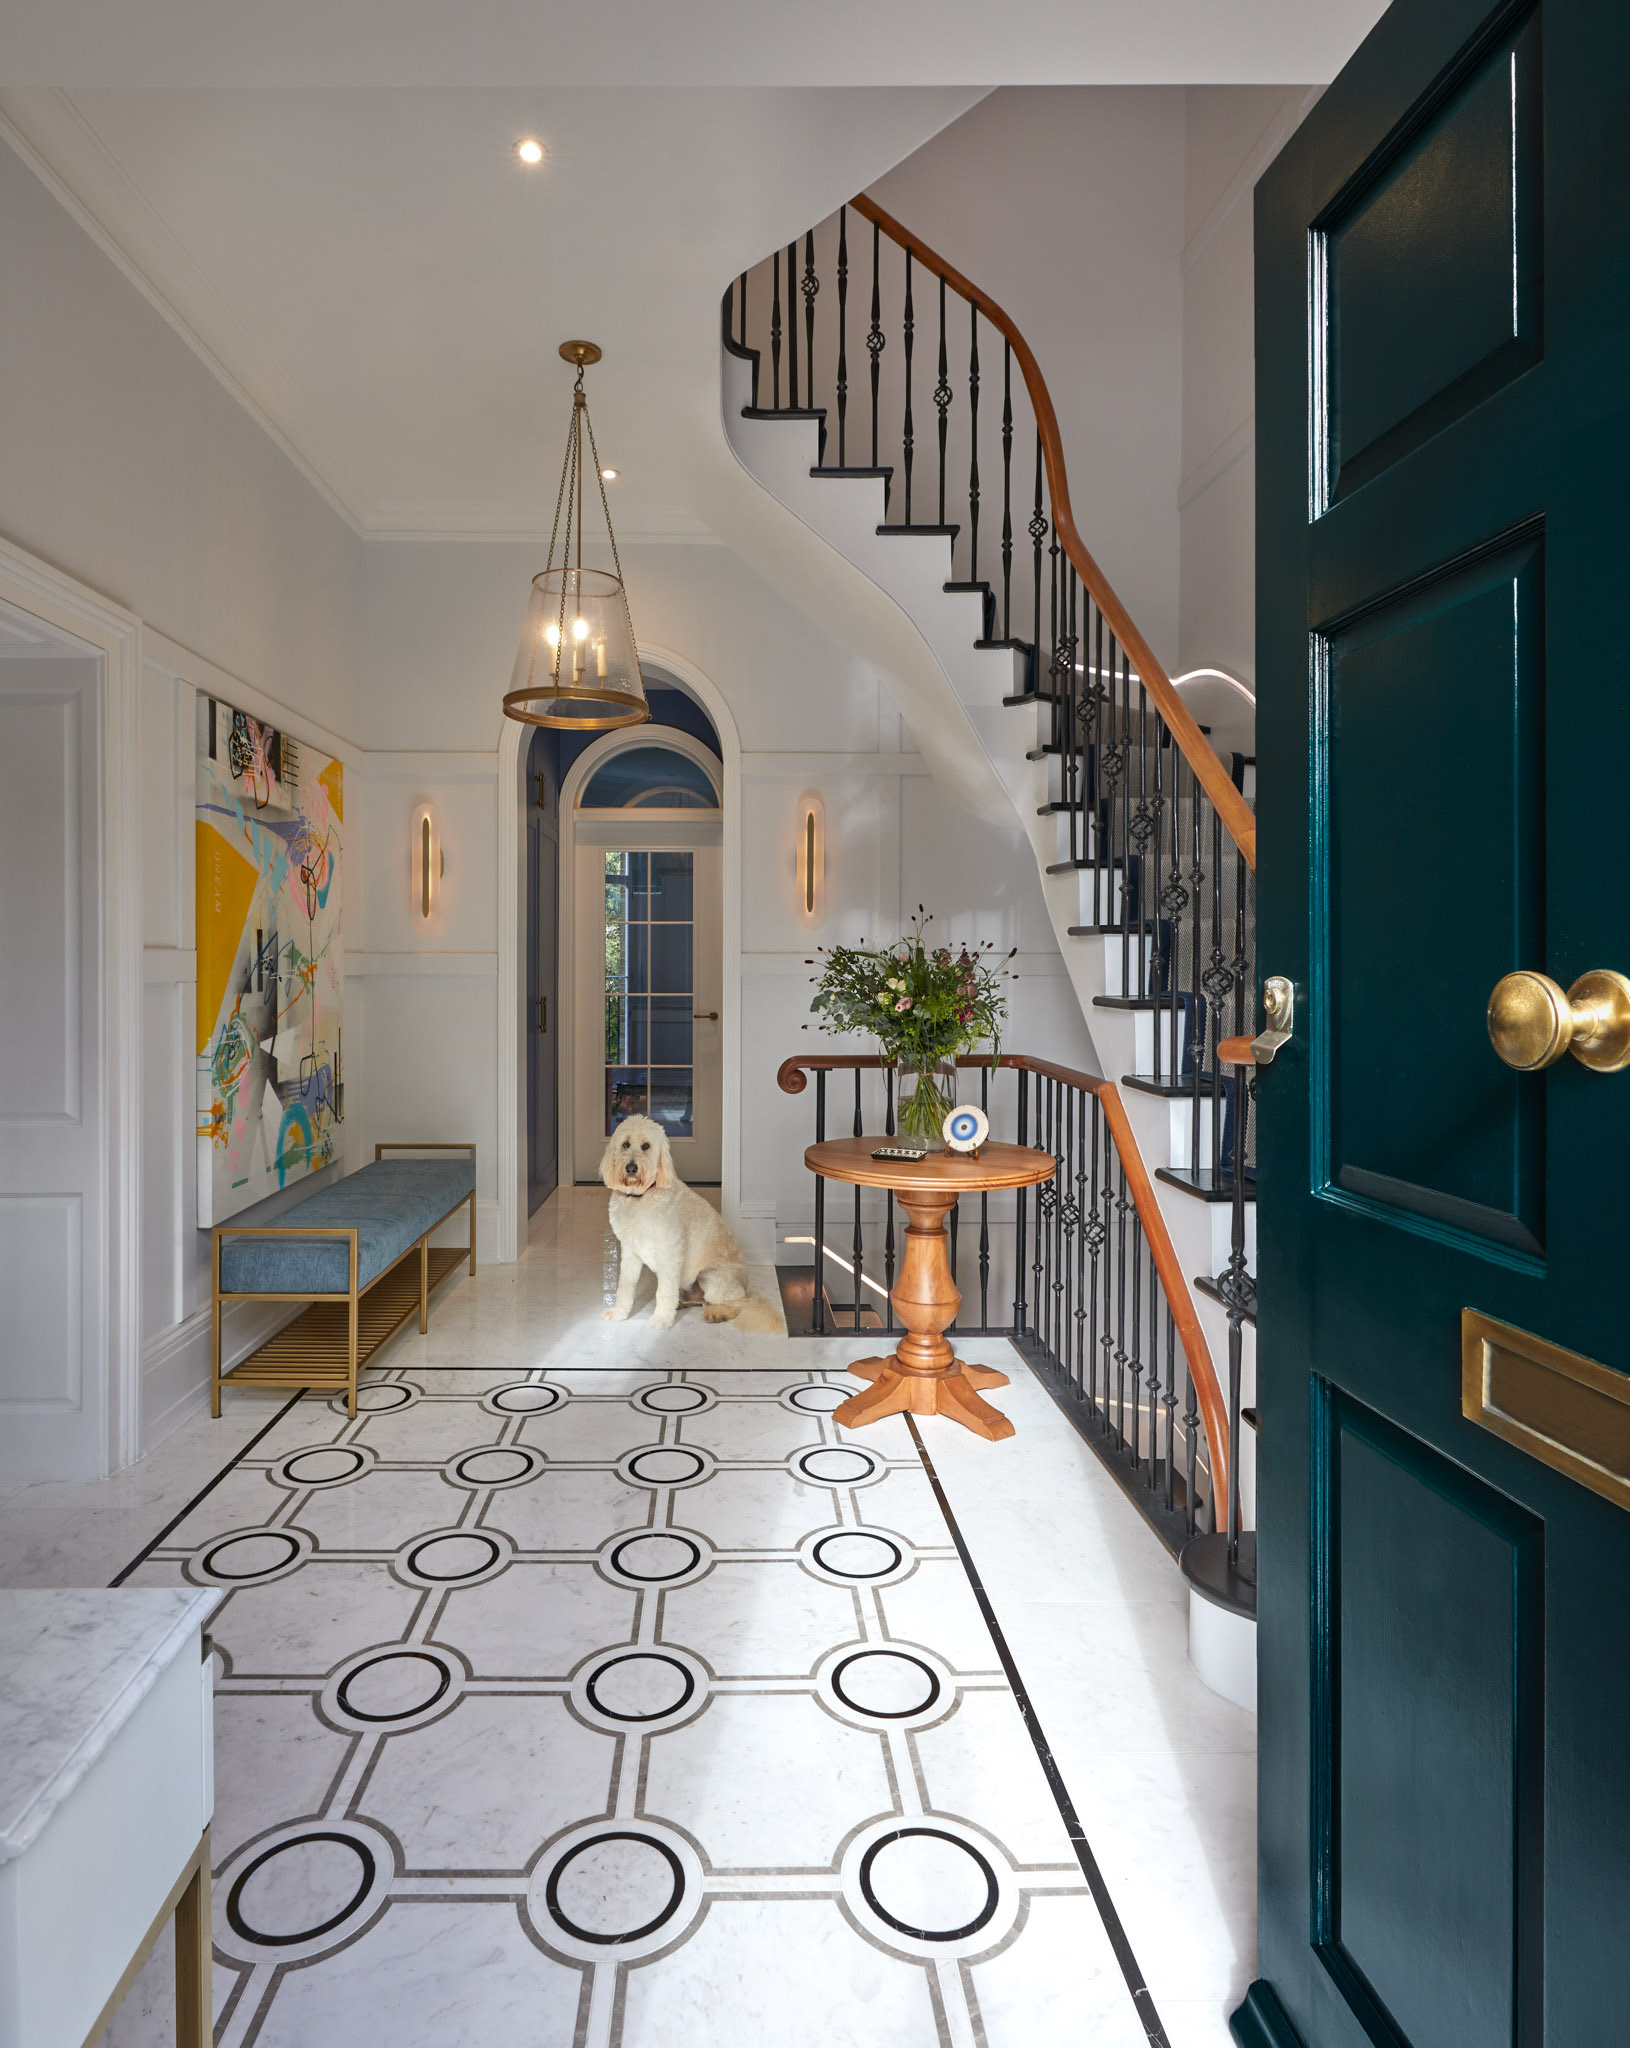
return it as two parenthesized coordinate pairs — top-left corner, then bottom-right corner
(1250, 977), (1295, 1065)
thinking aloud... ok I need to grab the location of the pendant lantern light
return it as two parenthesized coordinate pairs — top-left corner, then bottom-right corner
(504, 342), (649, 731)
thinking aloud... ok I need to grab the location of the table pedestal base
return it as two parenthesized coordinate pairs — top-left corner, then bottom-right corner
(833, 1356), (1014, 1441)
(829, 1184), (1016, 1441)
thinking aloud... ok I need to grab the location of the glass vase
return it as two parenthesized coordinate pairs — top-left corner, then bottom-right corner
(897, 1058), (959, 1150)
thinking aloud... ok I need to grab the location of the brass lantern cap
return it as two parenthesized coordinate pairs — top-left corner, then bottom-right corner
(559, 340), (602, 366)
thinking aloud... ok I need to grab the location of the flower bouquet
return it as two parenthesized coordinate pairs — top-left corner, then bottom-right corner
(807, 910), (1014, 1147)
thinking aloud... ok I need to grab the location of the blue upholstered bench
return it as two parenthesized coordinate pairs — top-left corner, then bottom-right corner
(212, 1143), (476, 1417)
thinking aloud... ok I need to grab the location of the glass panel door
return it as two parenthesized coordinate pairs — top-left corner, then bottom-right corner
(603, 850), (694, 1138)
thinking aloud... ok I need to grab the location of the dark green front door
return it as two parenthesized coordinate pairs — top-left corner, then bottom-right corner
(1250, 2), (1630, 2043)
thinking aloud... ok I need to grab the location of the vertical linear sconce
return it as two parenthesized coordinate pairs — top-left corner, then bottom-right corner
(796, 792), (825, 925)
(410, 801), (443, 930)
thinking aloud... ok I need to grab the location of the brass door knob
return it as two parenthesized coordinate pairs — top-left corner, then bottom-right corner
(1486, 970), (1630, 1072)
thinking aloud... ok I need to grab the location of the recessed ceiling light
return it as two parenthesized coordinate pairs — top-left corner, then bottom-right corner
(516, 138), (544, 166)
(600, 467), (618, 480)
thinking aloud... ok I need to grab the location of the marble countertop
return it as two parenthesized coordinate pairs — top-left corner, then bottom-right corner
(0, 1587), (219, 1863)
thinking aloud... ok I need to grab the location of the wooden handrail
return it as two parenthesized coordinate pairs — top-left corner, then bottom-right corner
(776, 1049), (1231, 1524)
(850, 192), (1257, 873)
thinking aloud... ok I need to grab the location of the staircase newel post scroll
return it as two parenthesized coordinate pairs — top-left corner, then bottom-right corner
(836, 206), (849, 468)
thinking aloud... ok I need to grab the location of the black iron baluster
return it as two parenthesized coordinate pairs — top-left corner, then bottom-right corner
(868, 221), (884, 471)
(1013, 1065), (1030, 1337)
(1190, 771), (1207, 1179)
(884, 1065), (897, 1334)
(1114, 1149), (1129, 1447)
(770, 248), (783, 411)
(978, 1063), (991, 1330)
(813, 1070), (826, 1333)
(934, 274), (951, 529)
(851, 1069), (865, 1332)
(738, 272), (747, 350)
(968, 306), (980, 590)
(1000, 343), (1014, 642)
(1086, 1096), (1102, 1416)
(1030, 431), (1046, 655)
(1032, 1079), (1049, 1358)
(902, 252), (915, 525)
(1129, 1208), (1144, 1475)
(1098, 1117), (1115, 1419)
(1164, 1308), (1178, 1514)
(1208, 806), (1228, 1186)
(1074, 1084), (1089, 1395)
(802, 231), (818, 414)
(786, 243), (799, 418)
(836, 207), (849, 468)
(1065, 569), (1080, 866)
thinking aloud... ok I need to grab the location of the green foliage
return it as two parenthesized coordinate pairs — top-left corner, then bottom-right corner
(806, 909), (1013, 1070)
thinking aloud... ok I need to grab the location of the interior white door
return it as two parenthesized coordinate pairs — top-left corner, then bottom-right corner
(0, 647), (106, 1481)
(573, 837), (722, 1183)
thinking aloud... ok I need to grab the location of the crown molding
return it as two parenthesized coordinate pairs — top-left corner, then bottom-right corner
(0, 90), (378, 534)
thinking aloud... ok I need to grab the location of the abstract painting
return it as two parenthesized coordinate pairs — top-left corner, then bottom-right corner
(196, 697), (343, 1224)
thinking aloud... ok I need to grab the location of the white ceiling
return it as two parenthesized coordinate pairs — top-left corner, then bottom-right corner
(6, 3), (1388, 88)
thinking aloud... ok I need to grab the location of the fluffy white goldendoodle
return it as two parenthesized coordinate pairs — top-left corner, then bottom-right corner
(600, 1115), (777, 1331)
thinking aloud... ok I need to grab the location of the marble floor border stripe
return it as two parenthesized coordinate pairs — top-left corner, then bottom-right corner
(108, 1389), (307, 1587)
(906, 1413), (1174, 2048)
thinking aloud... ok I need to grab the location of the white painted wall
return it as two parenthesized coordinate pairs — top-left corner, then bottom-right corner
(1177, 86), (1319, 684)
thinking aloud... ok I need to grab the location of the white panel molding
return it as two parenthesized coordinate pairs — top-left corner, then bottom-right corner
(741, 752), (918, 778)
(1178, 415), (1256, 511)
(0, 532), (142, 1476)
(346, 951), (498, 980)
(141, 947), (197, 984)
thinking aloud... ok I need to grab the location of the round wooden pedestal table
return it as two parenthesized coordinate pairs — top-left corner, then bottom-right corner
(803, 1137), (1058, 1442)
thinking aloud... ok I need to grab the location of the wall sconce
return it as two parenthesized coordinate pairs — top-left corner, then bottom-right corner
(796, 791), (824, 925)
(410, 801), (443, 930)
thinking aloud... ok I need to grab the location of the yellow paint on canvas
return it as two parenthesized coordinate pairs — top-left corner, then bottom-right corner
(195, 820), (261, 1056)
(319, 758), (344, 823)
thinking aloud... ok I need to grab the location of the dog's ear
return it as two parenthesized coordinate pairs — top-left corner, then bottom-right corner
(598, 1129), (620, 1190)
(652, 1126), (675, 1191)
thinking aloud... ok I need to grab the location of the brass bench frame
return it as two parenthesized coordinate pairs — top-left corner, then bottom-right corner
(211, 1142), (477, 1419)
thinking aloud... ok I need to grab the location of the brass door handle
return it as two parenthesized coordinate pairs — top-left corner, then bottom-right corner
(1250, 977), (1295, 1065)
(1487, 970), (1630, 1072)
(537, 997), (548, 1034)
(693, 1011), (719, 1021)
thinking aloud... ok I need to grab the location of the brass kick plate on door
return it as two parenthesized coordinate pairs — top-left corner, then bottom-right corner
(1462, 1309), (1630, 1511)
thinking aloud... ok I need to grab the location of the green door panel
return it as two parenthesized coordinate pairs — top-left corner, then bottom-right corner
(1251, 0), (1630, 2041)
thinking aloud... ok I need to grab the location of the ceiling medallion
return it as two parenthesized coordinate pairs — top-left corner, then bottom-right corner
(504, 341), (649, 732)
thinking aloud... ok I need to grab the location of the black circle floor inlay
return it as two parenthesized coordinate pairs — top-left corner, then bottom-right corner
(793, 1445), (880, 1486)
(624, 1446), (707, 1486)
(543, 1831), (686, 1946)
(335, 1650), (454, 1724)
(449, 1445), (543, 1488)
(226, 1832), (378, 1948)
(403, 1531), (504, 1582)
(278, 1446), (367, 1486)
(785, 1384), (848, 1413)
(809, 1531), (903, 1580)
(830, 1649), (941, 1720)
(584, 1652), (697, 1724)
(488, 1383), (563, 1414)
(636, 1384), (710, 1413)
(337, 1382), (415, 1413)
(858, 1827), (1000, 1943)
(606, 1532), (703, 1584)
(199, 1530), (303, 1581)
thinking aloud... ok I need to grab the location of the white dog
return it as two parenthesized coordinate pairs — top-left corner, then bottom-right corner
(601, 1115), (768, 1329)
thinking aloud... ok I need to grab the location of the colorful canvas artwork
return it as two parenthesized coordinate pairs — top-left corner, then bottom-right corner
(196, 698), (344, 1224)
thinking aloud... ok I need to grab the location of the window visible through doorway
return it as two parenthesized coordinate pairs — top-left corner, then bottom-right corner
(604, 850), (694, 1137)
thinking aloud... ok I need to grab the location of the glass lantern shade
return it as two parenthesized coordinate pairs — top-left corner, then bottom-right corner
(505, 567), (648, 730)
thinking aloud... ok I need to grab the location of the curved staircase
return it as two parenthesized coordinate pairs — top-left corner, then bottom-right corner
(721, 201), (1260, 1649)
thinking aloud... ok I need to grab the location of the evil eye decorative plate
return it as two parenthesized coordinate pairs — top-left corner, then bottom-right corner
(942, 1104), (990, 1154)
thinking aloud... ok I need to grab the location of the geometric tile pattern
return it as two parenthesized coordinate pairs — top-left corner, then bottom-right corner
(117, 1361), (1155, 2047)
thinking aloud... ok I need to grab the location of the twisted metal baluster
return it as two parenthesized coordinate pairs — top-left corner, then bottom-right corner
(968, 306), (981, 591)
(934, 274), (951, 529)
(1030, 432), (1046, 655)
(802, 231), (818, 414)
(786, 243), (799, 416)
(868, 222), (884, 470)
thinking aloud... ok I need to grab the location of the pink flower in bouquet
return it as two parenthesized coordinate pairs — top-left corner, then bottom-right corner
(894, 996), (913, 1012)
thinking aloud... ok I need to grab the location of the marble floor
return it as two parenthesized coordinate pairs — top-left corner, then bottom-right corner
(0, 1190), (1255, 2048)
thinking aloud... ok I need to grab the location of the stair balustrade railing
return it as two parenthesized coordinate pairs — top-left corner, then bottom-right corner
(776, 1053), (1231, 1559)
(727, 197), (1258, 1303)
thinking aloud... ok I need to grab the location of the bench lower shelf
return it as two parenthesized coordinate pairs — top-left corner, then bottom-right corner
(221, 1246), (468, 1394)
